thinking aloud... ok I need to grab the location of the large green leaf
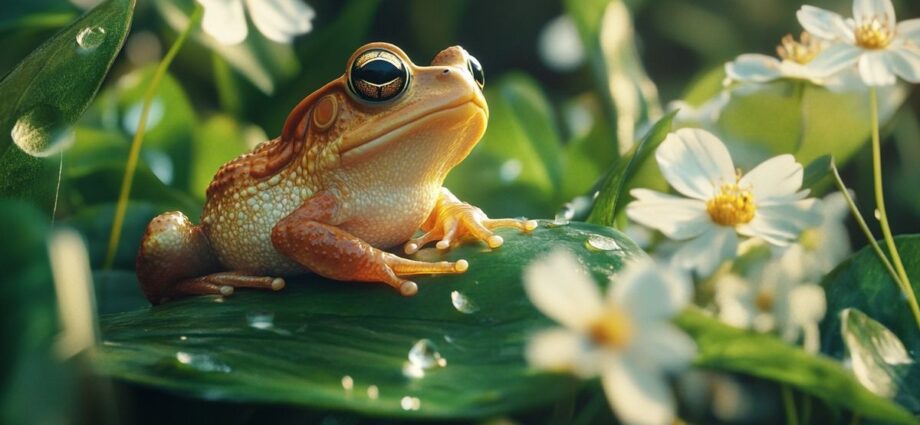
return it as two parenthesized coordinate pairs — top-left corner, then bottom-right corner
(0, 0), (135, 204)
(94, 221), (642, 419)
(586, 111), (676, 226)
(677, 309), (919, 425)
(820, 235), (920, 413)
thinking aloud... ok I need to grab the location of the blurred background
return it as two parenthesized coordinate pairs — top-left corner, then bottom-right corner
(2, 0), (919, 423)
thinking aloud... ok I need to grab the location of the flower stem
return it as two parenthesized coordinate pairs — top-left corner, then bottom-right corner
(103, 4), (203, 269)
(868, 87), (920, 331)
(830, 162), (900, 286)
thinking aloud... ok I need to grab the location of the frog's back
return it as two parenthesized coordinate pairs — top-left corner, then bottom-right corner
(200, 139), (314, 275)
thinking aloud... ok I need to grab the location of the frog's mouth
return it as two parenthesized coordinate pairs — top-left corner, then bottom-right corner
(339, 97), (487, 160)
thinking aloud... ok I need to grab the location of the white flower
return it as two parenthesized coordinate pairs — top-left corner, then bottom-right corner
(715, 262), (827, 353)
(797, 0), (920, 86)
(198, 0), (315, 45)
(524, 250), (696, 425)
(725, 32), (830, 85)
(777, 191), (852, 283)
(626, 128), (821, 276)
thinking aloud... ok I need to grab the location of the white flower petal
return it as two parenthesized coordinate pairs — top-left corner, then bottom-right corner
(655, 128), (736, 201)
(715, 274), (756, 329)
(898, 19), (920, 43)
(796, 6), (854, 42)
(738, 154), (804, 205)
(523, 249), (604, 331)
(629, 323), (697, 372)
(610, 259), (691, 321)
(859, 51), (898, 86)
(672, 227), (738, 276)
(853, 0), (895, 26)
(199, 0), (248, 45)
(807, 43), (862, 77)
(725, 54), (783, 83)
(526, 328), (592, 375)
(602, 355), (676, 425)
(789, 284), (827, 326)
(738, 199), (822, 246)
(888, 46), (920, 83)
(626, 189), (711, 240)
(245, 0), (314, 43)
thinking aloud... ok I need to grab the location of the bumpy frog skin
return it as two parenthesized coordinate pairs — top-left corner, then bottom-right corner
(136, 43), (537, 304)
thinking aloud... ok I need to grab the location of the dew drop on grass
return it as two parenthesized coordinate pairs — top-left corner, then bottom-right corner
(408, 339), (447, 369)
(366, 385), (379, 400)
(341, 375), (354, 392)
(246, 311), (274, 330)
(450, 290), (479, 314)
(11, 104), (74, 157)
(175, 351), (231, 373)
(76, 26), (106, 50)
(400, 396), (421, 411)
(585, 234), (621, 251)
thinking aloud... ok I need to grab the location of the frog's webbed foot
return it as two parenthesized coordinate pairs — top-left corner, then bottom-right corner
(404, 188), (537, 254)
(174, 272), (286, 298)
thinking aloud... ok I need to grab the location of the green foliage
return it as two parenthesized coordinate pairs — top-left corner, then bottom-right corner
(0, 0), (135, 208)
(587, 111), (676, 226)
(676, 309), (919, 424)
(820, 235), (920, 413)
(95, 221), (641, 418)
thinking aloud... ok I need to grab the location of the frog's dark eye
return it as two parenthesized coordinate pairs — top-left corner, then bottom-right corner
(348, 49), (410, 102)
(467, 54), (485, 89)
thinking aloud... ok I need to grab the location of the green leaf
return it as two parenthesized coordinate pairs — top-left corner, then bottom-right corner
(189, 115), (251, 198)
(801, 154), (832, 190)
(820, 235), (920, 413)
(95, 221), (643, 418)
(676, 309), (919, 425)
(564, 0), (661, 153)
(586, 111), (676, 226)
(0, 0), (135, 201)
(840, 308), (913, 400)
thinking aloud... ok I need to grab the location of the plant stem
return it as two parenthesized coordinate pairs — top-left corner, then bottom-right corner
(868, 87), (920, 331)
(830, 162), (900, 286)
(103, 5), (203, 269)
(782, 385), (799, 425)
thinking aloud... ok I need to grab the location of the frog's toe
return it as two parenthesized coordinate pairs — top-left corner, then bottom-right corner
(484, 218), (539, 233)
(404, 229), (441, 254)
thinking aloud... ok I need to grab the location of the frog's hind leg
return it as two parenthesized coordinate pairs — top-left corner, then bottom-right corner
(136, 211), (284, 304)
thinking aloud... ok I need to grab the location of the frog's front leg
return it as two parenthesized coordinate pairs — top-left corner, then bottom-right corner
(403, 188), (538, 254)
(271, 191), (469, 296)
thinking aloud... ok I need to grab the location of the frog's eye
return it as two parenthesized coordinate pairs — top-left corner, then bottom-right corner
(467, 54), (485, 89)
(348, 49), (410, 102)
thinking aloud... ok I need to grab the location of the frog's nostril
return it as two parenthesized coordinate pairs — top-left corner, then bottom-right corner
(442, 69), (450, 74)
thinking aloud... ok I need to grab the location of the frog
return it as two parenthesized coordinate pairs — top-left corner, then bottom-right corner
(136, 42), (537, 304)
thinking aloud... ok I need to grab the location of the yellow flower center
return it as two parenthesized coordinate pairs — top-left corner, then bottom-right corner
(707, 181), (756, 226)
(776, 32), (822, 64)
(855, 18), (894, 49)
(800, 228), (820, 251)
(755, 290), (775, 312)
(589, 308), (633, 348)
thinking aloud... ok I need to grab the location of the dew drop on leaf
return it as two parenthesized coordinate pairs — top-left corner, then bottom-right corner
(340, 375), (354, 392)
(366, 385), (379, 400)
(585, 234), (621, 251)
(10, 104), (74, 157)
(450, 290), (479, 314)
(246, 311), (274, 330)
(400, 396), (421, 411)
(175, 351), (231, 373)
(408, 339), (447, 369)
(76, 26), (106, 50)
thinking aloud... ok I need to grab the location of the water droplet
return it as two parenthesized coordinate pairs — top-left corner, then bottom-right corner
(450, 291), (479, 314)
(400, 396), (421, 411)
(246, 311), (274, 330)
(586, 234), (621, 251)
(499, 159), (522, 182)
(175, 351), (231, 373)
(179, 335), (188, 341)
(366, 385), (379, 400)
(341, 375), (354, 392)
(10, 104), (74, 157)
(76, 26), (106, 50)
(402, 362), (425, 379)
(874, 209), (881, 220)
(408, 339), (447, 369)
